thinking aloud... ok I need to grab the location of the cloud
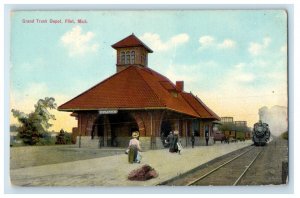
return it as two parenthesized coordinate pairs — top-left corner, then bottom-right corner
(139, 33), (189, 52)
(217, 39), (236, 49)
(198, 35), (236, 50)
(61, 26), (99, 56)
(199, 35), (215, 48)
(170, 34), (189, 45)
(248, 37), (271, 56)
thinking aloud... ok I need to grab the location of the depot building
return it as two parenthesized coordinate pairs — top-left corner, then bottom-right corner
(58, 34), (220, 150)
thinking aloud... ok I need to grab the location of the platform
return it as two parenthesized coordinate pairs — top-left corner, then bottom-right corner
(10, 141), (252, 186)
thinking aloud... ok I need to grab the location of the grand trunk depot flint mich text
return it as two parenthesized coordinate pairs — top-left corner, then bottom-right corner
(22, 18), (88, 24)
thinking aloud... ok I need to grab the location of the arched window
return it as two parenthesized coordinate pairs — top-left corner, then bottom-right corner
(125, 51), (130, 64)
(121, 52), (125, 64)
(130, 51), (135, 64)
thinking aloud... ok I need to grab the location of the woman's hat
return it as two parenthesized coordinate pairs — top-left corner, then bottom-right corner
(132, 131), (139, 138)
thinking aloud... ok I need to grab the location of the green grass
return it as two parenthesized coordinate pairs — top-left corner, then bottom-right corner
(10, 145), (124, 169)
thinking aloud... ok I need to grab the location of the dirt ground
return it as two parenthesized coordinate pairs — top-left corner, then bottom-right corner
(240, 136), (289, 185)
(10, 145), (124, 169)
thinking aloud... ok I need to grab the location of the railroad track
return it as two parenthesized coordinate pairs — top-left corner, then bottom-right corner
(158, 145), (265, 186)
(187, 146), (263, 186)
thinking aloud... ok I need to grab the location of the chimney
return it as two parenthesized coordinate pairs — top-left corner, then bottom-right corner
(176, 81), (184, 92)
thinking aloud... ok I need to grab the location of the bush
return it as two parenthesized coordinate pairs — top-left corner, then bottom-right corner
(55, 129), (72, 144)
(36, 137), (56, 145)
(35, 132), (56, 145)
(281, 131), (288, 140)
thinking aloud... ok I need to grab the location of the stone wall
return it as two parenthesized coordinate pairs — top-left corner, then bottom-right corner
(75, 135), (166, 150)
(76, 136), (100, 148)
(76, 136), (133, 148)
(138, 137), (151, 150)
(198, 137), (214, 146)
(115, 136), (131, 148)
(75, 135), (215, 150)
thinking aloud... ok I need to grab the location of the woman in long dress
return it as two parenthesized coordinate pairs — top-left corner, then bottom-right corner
(128, 131), (142, 163)
(170, 130), (179, 153)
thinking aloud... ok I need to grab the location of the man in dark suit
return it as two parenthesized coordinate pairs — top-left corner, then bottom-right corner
(205, 126), (209, 146)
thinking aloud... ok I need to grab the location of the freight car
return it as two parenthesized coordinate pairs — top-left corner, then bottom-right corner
(252, 121), (271, 146)
(223, 130), (247, 142)
(213, 131), (229, 143)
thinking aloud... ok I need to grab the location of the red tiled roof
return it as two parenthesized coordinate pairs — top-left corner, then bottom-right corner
(181, 92), (221, 120)
(111, 34), (153, 53)
(58, 66), (219, 120)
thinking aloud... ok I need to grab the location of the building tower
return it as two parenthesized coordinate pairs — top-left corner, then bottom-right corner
(111, 33), (153, 73)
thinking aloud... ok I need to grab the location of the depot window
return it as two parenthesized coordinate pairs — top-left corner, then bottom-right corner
(130, 51), (135, 64)
(121, 52), (125, 64)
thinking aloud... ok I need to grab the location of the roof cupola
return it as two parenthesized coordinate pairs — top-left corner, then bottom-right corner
(112, 33), (153, 73)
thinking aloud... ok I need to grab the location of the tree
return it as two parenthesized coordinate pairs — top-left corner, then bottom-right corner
(235, 125), (250, 133)
(219, 122), (235, 132)
(11, 97), (57, 145)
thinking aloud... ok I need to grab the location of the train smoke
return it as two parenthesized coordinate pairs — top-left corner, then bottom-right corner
(258, 105), (288, 136)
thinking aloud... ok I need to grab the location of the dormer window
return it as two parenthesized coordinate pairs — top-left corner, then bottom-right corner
(171, 91), (178, 98)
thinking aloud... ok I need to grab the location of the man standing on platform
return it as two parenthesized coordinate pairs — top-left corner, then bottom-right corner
(205, 126), (209, 146)
(191, 131), (195, 148)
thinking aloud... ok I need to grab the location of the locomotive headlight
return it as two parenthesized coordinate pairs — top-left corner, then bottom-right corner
(255, 126), (265, 137)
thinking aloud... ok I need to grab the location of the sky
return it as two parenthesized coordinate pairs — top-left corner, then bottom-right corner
(10, 10), (288, 132)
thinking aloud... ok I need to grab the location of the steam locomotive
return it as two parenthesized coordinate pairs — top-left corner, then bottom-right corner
(252, 121), (271, 146)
